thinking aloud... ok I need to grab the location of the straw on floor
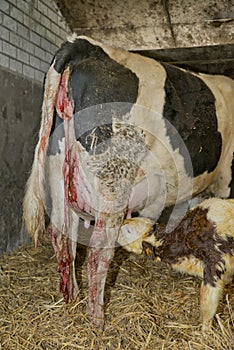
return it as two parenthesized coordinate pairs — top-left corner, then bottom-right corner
(0, 236), (233, 350)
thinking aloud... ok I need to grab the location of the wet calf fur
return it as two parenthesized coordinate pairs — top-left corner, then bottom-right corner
(120, 198), (234, 330)
(143, 198), (234, 330)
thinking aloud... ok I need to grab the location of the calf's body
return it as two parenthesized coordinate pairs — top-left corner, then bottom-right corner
(130, 198), (234, 330)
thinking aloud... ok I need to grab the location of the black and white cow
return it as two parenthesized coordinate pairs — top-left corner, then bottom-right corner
(23, 34), (234, 328)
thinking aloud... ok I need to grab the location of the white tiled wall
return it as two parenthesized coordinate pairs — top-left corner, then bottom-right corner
(0, 0), (70, 82)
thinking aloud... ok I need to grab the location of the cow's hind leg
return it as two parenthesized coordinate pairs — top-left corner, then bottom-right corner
(48, 224), (70, 302)
(87, 214), (123, 329)
(68, 211), (80, 299)
(48, 212), (79, 303)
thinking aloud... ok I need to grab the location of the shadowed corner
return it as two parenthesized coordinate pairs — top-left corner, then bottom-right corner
(12, 223), (33, 254)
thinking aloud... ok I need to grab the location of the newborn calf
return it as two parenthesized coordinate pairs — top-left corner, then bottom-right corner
(119, 198), (234, 331)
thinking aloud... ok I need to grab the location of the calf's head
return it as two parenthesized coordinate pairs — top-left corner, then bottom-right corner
(118, 217), (156, 254)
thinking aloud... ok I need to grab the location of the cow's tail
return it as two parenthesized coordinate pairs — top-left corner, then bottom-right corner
(23, 33), (84, 245)
(23, 61), (62, 246)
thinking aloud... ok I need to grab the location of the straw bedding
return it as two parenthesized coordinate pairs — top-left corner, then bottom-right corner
(0, 236), (233, 350)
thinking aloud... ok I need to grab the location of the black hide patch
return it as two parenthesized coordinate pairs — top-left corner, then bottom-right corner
(162, 63), (222, 177)
(229, 155), (234, 198)
(50, 38), (139, 155)
(47, 110), (64, 155)
(67, 41), (139, 153)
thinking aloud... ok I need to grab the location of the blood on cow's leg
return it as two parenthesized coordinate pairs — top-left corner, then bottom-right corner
(200, 278), (224, 331)
(48, 224), (70, 301)
(87, 214), (123, 329)
(48, 223), (78, 303)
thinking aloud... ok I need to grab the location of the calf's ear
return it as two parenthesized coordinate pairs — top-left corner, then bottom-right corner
(142, 240), (155, 259)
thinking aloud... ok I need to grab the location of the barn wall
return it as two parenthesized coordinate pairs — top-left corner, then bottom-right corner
(56, 0), (234, 50)
(0, 0), (70, 256)
(0, 0), (70, 82)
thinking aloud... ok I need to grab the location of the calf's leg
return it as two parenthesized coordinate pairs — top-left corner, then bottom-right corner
(200, 278), (225, 331)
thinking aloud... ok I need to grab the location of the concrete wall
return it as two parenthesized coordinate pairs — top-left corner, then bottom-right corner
(0, 69), (42, 254)
(0, 0), (70, 255)
(57, 0), (234, 50)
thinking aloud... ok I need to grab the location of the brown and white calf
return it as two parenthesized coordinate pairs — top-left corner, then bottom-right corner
(119, 198), (234, 331)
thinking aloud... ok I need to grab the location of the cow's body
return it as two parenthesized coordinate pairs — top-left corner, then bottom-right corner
(23, 34), (234, 328)
(133, 198), (234, 331)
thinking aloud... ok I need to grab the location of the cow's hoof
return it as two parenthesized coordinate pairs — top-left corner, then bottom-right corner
(92, 316), (105, 330)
